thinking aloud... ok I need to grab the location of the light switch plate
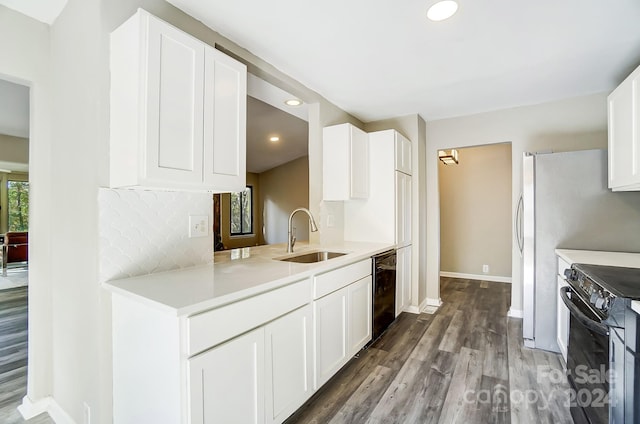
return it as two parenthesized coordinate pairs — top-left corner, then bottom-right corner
(189, 215), (209, 238)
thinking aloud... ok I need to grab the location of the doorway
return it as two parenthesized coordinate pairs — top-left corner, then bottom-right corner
(0, 78), (36, 421)
(438, 143), (513, 283)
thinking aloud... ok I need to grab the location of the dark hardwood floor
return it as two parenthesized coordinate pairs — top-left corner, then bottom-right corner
(286, 277), (573, 424)
(0, 287), (53, 424)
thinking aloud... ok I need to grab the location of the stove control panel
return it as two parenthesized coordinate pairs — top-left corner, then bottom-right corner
(564, 267), (615, 313)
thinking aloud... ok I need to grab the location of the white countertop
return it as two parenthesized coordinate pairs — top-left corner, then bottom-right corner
(555, 249), (640, 268)
(103, 241), (394, 316)
(556, 249), (640, 315)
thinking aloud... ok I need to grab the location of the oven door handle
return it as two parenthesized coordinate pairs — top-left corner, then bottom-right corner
(559, 286), (609, 336)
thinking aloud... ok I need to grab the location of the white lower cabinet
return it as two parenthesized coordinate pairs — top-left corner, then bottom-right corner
(313, 261), (373, 391)
(556, 256), (570, 365)
(265, 305), (313, 424)
(348, 276), (372, 355)
(188, 327), (265, 424)
(396, 245), (412, 316)
(314, 286), (349, 390)
(556, 275), (569, 364)
(188, 304), (313, 424)
(112, 259), (375, 424)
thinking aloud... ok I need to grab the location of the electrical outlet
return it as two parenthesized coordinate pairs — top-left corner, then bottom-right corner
(327, 214), (335, 228)
(83, 402), (91, 424)
(188, 215), (209, 238)
(482, 264), (489, 274)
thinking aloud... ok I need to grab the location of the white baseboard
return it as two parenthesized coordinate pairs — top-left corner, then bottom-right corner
(440, 271), (512, 284)
(19, 396), (75, 424)
(507, 308), (523, 318)
(405, 297), (429, 315)
(18, 396), (49, 419)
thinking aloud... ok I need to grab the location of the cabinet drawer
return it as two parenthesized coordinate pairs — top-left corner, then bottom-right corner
(557, 256), (571, 278)
(314, 259), (371, 299)
(187, 279), (311, 356)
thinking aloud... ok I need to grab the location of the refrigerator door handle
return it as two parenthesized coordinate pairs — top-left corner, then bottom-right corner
(514, 194), (524, 257)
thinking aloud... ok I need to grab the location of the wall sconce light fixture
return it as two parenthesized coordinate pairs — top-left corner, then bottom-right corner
(438, 149), (459, 165)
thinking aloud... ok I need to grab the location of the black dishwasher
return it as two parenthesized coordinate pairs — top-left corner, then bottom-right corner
(372, 250), (396, 341)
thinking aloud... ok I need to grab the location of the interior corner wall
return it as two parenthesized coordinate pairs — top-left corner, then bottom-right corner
(439, 143), (512, 278)
(259, 156), (309, 245)
(0, 3), (53, 408)
(425, 92), (608, 316)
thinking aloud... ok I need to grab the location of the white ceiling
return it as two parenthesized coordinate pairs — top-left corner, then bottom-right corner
(167, 0), (640, 122)
(0, 0), (66, 24)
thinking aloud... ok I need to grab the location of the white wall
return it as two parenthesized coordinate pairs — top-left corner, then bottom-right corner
(425, 93), (608, 316)
(259, 156), (309, 245)
(0, 3), (53, 409)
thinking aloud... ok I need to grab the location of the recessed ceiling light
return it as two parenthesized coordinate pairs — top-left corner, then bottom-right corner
(269, 136), (280, 142)
(427, 0), (458, 21)
(284, 98), (303, 107)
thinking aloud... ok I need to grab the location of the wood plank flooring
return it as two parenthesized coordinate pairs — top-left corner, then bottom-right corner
(0, 287), (53, 424)
(286, 277), (574, 424)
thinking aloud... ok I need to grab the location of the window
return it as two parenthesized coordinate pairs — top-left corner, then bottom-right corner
(230, 186), (252, 236)
(8, 180), (29, 232)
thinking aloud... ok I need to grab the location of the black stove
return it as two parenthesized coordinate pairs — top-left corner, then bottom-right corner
(562, 263), (640, 424)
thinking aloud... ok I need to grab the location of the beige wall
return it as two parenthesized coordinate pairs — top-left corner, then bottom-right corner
(439, 143), (512, 278)
(220, 173), (261, 249)
(0, 133), (29, 166)
(425, 92), (608, 317)
(259, 156), (309, 245)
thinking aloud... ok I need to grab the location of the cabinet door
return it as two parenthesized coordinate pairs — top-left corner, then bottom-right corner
(314, 286), (348, 390)
(395, 133), (412, 175)
(203, 46), (247, 192)
(350, 125), (369, 199)
(348, 276), (372, 355)
(144, 16), (205, 186)
(395, 172), (412, 246)
(608, 67), (640, 191)
(396, 246), (412, 315)
(556, 275), (569, 364)
(188, 327), (265, 424)
(323, 123), (369, 200)
(265, 305), (313, 424)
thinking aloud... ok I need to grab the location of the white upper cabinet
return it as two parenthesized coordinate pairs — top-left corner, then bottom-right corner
(110, 9), (246, 192)
(395, 171), (412, 247)
(395, 132), (412, 175)
(203, 47), (247, 191)
(608, 64), (640, 191)
(323, 123), (369, 200)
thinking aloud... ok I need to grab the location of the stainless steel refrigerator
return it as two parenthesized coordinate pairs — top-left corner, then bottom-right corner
(516, 149), (640, 351)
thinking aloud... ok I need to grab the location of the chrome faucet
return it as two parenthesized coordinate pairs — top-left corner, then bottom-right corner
(287, 207), (319, 253)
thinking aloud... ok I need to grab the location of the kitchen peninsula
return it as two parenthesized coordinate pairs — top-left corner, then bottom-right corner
(104, 241), (394, 424)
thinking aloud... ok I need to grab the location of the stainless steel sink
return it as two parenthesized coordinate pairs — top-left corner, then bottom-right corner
(277, 251), (346, 263)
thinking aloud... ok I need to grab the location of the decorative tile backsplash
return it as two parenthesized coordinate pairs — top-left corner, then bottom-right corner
(98, 188), (213, 282)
